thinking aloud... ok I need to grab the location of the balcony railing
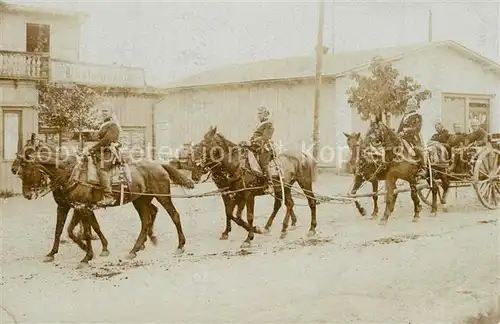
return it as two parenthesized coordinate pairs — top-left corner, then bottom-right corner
(51, 59), (146, 88)
(0, 51), (146, 88)
(0, 50), (49, 80)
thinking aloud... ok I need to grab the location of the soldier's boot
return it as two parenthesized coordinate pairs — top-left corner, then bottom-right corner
(262, 169), (274, 194)
(416, 149), (428, 178)
(96, 169), (116, 206)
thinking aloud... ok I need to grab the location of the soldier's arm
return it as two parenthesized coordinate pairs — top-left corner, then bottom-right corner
(90, 124), (119, 151)
(251, 123), (274, 144)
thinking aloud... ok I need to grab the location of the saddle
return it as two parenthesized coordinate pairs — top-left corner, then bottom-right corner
(71, 154), (132, 187)
(244, 148), (279, 177)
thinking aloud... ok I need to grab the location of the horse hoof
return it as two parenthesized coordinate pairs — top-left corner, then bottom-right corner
(307, 230), (316, 237)
(371, 213), (378, 218)
(127, 252), (137, 260)
(140, 244), (146, 251)
(100, 250), (110, 257)
(262, 228), (271, 235)
(43, 255), (55, 263)
(378, 219), (388, 226)
(76, 262), (89, 270)
(412, 217), (420, 222)
(219, 233), (229, 240)
(279, 232), (287, 239)
(369, 216), (378, 221)
(240, 242), (251, 249)
(150, 236), (158, 246)
(175, 247), (185, 255)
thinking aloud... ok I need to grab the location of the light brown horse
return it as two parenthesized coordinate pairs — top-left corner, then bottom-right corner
(12, 134), (194, 268)
(190, 126), (317, 248)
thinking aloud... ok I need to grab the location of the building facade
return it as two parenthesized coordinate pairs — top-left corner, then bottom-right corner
(155, 40), (500, 170)
(0, 2), (161, 192)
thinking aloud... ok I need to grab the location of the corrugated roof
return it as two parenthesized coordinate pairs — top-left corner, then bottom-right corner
(164, 40), (500, 89)
(0, 1), (89, 20)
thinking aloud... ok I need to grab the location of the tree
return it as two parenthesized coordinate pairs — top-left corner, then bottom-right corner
(346, 56), (432, 128)
(35, 83), (101, 148)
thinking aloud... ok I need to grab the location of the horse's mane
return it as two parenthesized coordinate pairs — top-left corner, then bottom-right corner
(214, 133), (237, 147)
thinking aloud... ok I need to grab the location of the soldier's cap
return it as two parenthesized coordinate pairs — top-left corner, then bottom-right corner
(407, 97), (418, 106)
(257, 106), (269, 114)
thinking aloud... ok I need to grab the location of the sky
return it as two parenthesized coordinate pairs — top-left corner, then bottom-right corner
(7, 0), (500, 87)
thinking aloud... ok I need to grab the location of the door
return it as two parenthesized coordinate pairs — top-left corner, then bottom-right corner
(119, 126), (146, 159)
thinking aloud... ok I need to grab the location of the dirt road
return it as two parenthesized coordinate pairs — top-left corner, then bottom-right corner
(1, 174), (498, 323)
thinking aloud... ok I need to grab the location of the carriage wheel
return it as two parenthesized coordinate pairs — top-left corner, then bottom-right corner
(472, 148), (500, 210)
(418, 180), (443, 206)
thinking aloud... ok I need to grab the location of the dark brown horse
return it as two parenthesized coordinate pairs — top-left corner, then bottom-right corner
(12, 134), (194, 268)
(344, 132), (385, 218)
(190, 126), (317, 248)
(362, 120), (441, 224)
(169, 147), (299, 240)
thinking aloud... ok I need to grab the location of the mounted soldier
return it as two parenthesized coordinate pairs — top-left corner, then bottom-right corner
(396, 96), (427, 177)
(242, 106), (275, 194)
(88, 109), (121, 206)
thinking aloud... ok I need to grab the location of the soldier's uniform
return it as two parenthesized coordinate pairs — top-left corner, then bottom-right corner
(464, 121), (488, 146)
(430, 128), (450, 144)
(89, 117), (121, 206)
(396, 97), (426, 175)
(249, 106), (274, 193)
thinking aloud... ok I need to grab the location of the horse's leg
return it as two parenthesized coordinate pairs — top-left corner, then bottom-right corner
(76, 210), (94, 269)
(263, 190), (283, 234)
(297, 177), (317, 237)
(410, 178), (422, 222)
(440, 174), (450, 212)
(350, 174), (367, 217)
(220, 195), (236, 240)
(290, 204), (298, 228)
(241, 194), (255, 249)
(155, 195), (186, 254)
(86, 210), (110, 257)
(68, 210), (88, 252)
(280, 187), (294, 239)
(128, 197), (154, 259)
(146, 203), (159, 247)
(429, 175), (438, 217)
(44, 204), (71, 263)
(380, 173), (397, 225)
(371, 180), (379, 218)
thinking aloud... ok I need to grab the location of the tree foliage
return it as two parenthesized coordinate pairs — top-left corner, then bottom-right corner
(346, 56), (432, 124)
(36, 83), (101, 135)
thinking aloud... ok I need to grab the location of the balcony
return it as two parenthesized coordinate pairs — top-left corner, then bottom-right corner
(0, 50), (49, 80)
(0, 51), (146, 88)
(50, 59), (146, 88)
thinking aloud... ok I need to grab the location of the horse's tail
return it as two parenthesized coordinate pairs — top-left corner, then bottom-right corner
(161, 164), (195, 189)
(302, 151), (317, 183)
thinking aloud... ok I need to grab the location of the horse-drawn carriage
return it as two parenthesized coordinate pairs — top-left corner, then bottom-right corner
(418, 133), (500, 210)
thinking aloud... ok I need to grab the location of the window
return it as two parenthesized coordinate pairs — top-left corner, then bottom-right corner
(26, 23), (50, 53)
(2, 110), (22, 160)
(442, 94), (492, 132)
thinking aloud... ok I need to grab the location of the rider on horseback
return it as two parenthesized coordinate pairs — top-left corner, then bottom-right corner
(243, 106), (275, 194)
(88, 109), (121, 206)
(396, 96), (427, 178)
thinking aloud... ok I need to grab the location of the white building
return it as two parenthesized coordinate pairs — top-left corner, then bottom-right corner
(155, 40), (500, 170)
(0, 2), (162, 192)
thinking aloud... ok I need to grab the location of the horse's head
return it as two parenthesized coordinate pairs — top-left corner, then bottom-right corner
(12, 133), (55, 200)
(191, 126), (234, 174)
(343, 132), (361, 168)
(168, 145), (205, 182)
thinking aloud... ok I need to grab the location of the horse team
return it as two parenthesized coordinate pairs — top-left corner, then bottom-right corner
(12, 120), (455, 268)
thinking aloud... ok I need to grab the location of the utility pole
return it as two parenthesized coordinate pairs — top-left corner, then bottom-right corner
(312, 0), (325, 162)
(428, 10), (433, 42)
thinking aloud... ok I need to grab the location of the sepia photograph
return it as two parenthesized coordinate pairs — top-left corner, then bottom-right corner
(0, 0), (499, 323)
